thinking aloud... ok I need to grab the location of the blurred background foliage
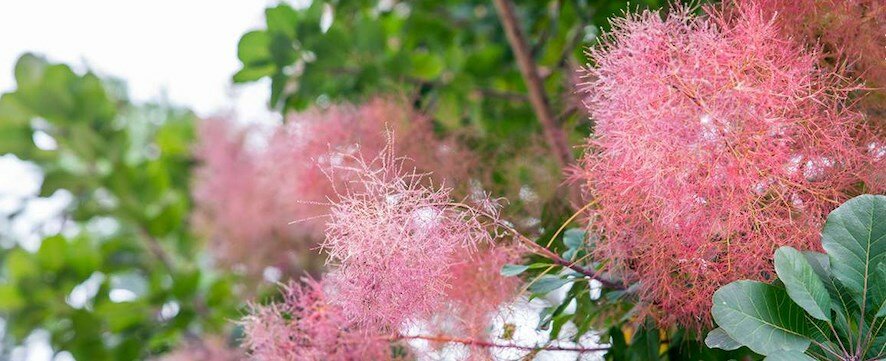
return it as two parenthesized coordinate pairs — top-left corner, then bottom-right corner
(0, 1), (746, 360)
(0, 55), (238, 360)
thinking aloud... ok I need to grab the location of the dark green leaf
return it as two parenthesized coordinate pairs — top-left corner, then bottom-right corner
(500, 264), (529, 277)
(820, 195), (885, 318)
(712, 280), (812, 355)
(563, 228), (586, 249)
(705, 327), (742, 351)
(528, 276), (570, 295)
(774, 246), (831, 321)
(762, 351), (816, 361)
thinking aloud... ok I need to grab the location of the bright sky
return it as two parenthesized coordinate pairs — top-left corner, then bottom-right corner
(0, 0), (279, 122)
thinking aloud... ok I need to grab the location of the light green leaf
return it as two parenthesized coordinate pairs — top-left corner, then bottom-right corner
(409, 52), (444, 81)
(563, 228), (585, 249)
(265, 4), (298, 39)
(775, 246), (831, 321)
(712, 280), (812, 355)
(237, 31), (272, 65)
(820, 194), (885, 317)
(233, 64), (276, 83)
(874, 262), (886, 317)
(500, 264), (529, 276)
(0, 285), (25, 311)
(705, 327), (742, 351)
(37, 235), (67, 271)
(6, 249), (38, 282)
(763, 351), (815, 361)
(528, 276), (570, 295)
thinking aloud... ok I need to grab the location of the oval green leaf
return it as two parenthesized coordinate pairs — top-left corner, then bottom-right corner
(820, 194), (885, 318)
(705, 327), (742, 351)
(774, 246), (831, 321)
(712, 280), (812, 355)
(763, 351), (815, 361)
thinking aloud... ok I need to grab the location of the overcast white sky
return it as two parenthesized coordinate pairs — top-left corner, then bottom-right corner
(0, 0), (280, 121)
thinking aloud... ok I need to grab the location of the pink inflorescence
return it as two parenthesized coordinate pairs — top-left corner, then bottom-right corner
(192, 118), (288, 277)
(192, 98), (474, 279)
(441, 246), (523, 339)
(578, 4), (883, 329)
(322, 147), (499, 329)
(242, 277), (401, 361)
(738, 0), (885, 86)
(431, 245), (524, 360)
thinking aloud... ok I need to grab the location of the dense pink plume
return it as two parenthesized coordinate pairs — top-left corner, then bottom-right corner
(733, 0), (885, 87)
(192, 98), (474, 279)
(192, 118), (294, 278)
(242, 277), (404, 361)
(156, 336), (243, 361)
(426, 245), (524, 360)
(577, 4), (883, 329)
(322, 146), (499, 329)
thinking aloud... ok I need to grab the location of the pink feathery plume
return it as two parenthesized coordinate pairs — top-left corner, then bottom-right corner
(577, 4), (883, 329)
(731, 0), (885, 87)
(192, 118), (292, 277)
(322, 142), (499, 329)
(192, 98), (475, 279)
(428, 245), (524, 360)
(242, 277), (405, 361)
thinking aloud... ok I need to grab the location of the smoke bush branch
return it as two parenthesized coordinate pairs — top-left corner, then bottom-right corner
(445, 202), (625, 290)
(492, 0), (574, 169)
(392, 334), (611, 353)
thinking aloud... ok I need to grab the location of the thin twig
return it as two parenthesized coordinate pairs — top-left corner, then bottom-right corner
(492, 0), (574, 169)
(443, 202), (625, 290)
(136, 225), (175, 272)
(393, 334), (610, 353)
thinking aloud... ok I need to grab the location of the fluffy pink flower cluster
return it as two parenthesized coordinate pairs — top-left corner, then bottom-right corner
(739, 0), (885, 86)
(242, 278), (404, 361)
(578, 4), (883, 328)
(239, 134), (526, 359)
(322, 148), (500, 328)
(193, 98), (474, 278)
(431, 246), (524, 359)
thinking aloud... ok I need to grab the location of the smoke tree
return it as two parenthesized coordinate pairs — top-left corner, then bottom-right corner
(0, 0), (882, 360)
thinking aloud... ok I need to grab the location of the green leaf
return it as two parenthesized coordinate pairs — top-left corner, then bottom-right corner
(6, 249), (38, 282)
(705, 328), (742, 351)
(628, 323), (660, 361)
(712, 280), (812, 355)
(528, 276), (570, 295)
(37, 235), (67, 271)
(0, 284), (25, 311)
(265, 4), (299, 39)
(409, 52), (444, 81)
(500, 264), (529, 277)
(774, 246), (831, 321)
(96, 301), (148, 332)
(820, 194), (885, 317)
(874, 262), (886, 317)
(802, 251), (856, 327)
(237, 31), (272, 65)
(763, 351), (816, 361)
(232, 64), (276, 83)
(563, 228), (585, 249)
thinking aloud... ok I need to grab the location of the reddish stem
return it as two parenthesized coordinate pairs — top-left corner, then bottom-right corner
(393, 334), (610, 353)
